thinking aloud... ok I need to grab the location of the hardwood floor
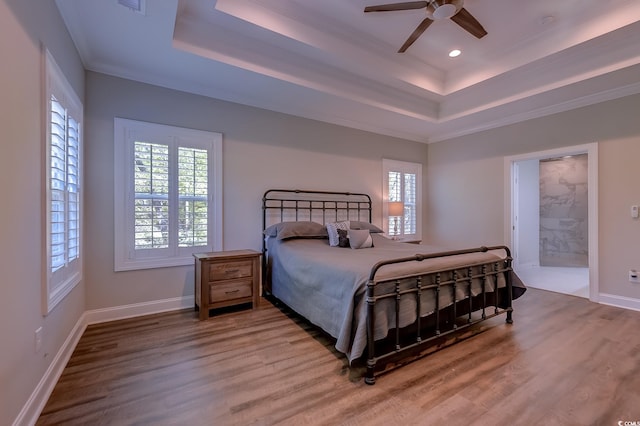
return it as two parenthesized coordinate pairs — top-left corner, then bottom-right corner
(38, 289), (640, 425)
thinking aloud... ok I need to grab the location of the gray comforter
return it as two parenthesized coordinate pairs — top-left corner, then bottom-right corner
(268, 234), (515, 362)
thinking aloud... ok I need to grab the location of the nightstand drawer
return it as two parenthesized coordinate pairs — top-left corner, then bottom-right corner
(209, 279), (253, 302)
(209, 260), (253, 281)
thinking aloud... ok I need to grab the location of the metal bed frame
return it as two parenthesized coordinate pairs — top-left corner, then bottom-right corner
(262, 189), (514, 384)
(262, 188), (372, 293)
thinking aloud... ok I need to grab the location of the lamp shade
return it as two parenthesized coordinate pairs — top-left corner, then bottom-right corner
(388, 202), (404, 217)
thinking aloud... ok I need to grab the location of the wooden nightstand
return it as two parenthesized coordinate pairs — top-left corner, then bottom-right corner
(401, 239), (422, 244)
(193, 250), (261, 320)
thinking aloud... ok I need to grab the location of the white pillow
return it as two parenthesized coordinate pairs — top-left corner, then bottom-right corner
(326, 221), (350, 247)
(348, 229), (373, 249)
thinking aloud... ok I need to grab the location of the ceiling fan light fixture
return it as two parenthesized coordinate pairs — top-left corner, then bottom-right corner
(425, 0), (463, 20)
(432, 4), (457, 19)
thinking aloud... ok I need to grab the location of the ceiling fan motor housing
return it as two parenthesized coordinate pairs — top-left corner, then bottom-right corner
(427, 0), (463, 20)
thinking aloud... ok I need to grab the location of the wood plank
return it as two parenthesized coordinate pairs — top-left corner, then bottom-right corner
(37, 289), (640, 425)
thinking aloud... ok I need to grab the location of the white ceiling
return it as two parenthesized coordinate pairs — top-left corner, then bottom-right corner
(55, 0), (640, 143)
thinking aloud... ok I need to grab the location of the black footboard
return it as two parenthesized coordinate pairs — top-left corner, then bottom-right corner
(364, 246), (514, 384)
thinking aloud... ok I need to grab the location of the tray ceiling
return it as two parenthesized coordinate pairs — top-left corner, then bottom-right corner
(56, 0), (640, 142)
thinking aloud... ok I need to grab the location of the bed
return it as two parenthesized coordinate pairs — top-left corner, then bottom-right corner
(262, 189), (525, 384)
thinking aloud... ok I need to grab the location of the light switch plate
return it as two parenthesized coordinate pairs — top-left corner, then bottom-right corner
(35, 327), (43, 353)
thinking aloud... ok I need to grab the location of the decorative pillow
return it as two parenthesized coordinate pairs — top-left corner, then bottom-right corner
(326, 220), (350, 247)
(337, 229), (350, 248)
(349, 221), (384, 233)
(263, 221), (327, 240)
(348, 229), (373, 249)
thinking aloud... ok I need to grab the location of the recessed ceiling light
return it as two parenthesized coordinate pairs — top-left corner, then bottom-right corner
(449, 49), (461, 58)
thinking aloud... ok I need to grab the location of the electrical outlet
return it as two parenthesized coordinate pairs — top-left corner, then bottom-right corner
(629, 270), (640, 283)
(35, 327), (43, 353)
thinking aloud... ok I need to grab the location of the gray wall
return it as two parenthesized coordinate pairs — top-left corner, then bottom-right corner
(84, 72), (428, 310)
(0, 0), (86, 424)
(426, 93), (640, 300)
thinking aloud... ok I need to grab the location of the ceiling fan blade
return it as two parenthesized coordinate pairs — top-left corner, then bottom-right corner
(398, 17), (433, 53)
(364, 1), (428, 12)
(450, 7), (487, 38)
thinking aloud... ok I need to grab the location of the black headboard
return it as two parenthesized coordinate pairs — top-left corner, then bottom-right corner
(262, 189), (372, 229)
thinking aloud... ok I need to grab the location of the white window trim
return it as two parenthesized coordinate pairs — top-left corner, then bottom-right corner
(114, 118), (223, 271)
(382, 159), (422, 240)
(43, 49), (84, 315)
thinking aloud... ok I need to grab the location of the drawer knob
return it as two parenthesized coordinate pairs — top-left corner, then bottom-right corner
(225, 289), (240, 294)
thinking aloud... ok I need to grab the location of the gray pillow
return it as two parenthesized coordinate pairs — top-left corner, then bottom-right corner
(348, 229), (373, 249)
(263, 221), (328, 240)
(350, 221), (383, 233)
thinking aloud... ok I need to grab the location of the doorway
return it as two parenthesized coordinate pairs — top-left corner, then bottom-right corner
(505, 143), (599, 301)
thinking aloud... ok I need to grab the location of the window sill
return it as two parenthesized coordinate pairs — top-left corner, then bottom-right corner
(115, 256), (196, 272)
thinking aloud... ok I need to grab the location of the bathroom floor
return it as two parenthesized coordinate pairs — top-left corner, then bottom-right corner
(515, 265), (589, 298)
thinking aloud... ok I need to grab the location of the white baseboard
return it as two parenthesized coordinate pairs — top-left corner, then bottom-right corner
(13, 295), (194, 426)
(84, 295), (195, 325)
(13, 314), (87, 426)
(598, 293), (640, 312)
(514, 262), (538, 270)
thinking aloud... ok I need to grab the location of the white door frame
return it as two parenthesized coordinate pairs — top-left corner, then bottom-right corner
(511, 162), (520, 268)
(504, 143), (599, 302)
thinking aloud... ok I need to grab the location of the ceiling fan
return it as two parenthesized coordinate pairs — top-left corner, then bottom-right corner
(364, 0), (487, 53)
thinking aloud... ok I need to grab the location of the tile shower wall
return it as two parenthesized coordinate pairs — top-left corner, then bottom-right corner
(539, 154), (589, 267)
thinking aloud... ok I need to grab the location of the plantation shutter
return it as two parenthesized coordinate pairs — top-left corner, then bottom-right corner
(50, 97), (68, 273)
(45, 49), (83, 314)
(134, 142), (170, 249)
(67, 115), (80, 262)
(383, 159), (422, 240)
(178, 147), (209, 247)
(49, 96), (82, 277)
(387, 170), (417, 236)
(403, 172), (416, 235)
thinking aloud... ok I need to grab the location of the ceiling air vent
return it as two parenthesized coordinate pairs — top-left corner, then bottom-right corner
(118, 0), (146, 15)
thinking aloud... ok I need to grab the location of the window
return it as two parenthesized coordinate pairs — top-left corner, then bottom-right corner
(382, 159), (422, 240)
(114, 119), (222, 271)
(44, 50), (83, 314)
